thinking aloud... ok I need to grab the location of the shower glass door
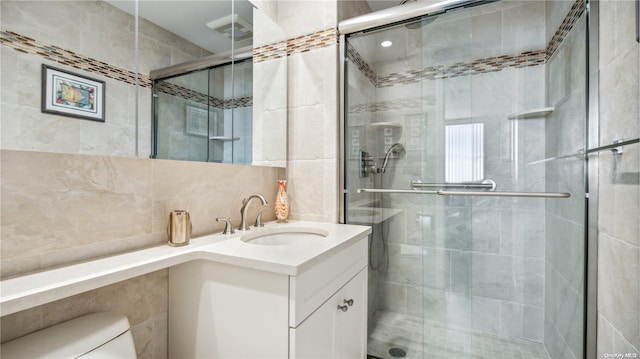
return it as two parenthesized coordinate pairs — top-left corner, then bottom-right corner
(343, 1), (587, 358)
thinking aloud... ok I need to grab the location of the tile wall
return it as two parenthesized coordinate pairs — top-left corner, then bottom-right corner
(277, 0), (341, 223)
(252, 5), (288, 167)
(597, 0), (640, 356)
(0, 150), (284, 357)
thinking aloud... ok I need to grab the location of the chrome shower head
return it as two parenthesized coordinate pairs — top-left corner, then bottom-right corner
(380, 143), (405, 173)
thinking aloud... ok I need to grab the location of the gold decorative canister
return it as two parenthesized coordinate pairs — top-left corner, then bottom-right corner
(167, 210), (192, 247)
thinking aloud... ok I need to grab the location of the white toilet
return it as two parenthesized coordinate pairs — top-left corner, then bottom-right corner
(1, 312), (137, 358)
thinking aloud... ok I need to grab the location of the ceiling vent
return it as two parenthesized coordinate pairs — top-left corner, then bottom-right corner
(206, 14), (253, 42)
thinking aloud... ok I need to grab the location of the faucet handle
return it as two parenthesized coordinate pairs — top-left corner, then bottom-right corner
(216, 217), (235, 235)
(254, 210), (266, 227)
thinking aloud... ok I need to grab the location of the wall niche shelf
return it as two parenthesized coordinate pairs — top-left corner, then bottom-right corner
(508, 107), (554, 120)
(209, 136), (240, 141)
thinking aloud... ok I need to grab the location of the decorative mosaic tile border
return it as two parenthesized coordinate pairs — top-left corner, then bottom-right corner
(349, 96), (434, 114)
(156, 80), (252, 109)
(254, 28), (338, 63)
(0, 30), (153, 88)
(287, 27), (338, 57)
(376, 49), (546, 88)
(254, 40), (287, 63)
(546, 0), (586, 60)
(2, 25), (337, 90)
(347, 0), (586, 91)
(346, 42), (378, 86)
(0, 29), (253, 109)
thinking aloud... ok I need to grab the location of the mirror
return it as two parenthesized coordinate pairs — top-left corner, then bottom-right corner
(129, 0), (287, 167)
(0, 0), (287, 168)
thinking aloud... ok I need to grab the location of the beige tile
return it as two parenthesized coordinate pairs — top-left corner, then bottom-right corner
(288, 105), (327, 161)
(0, 47), (18, 106)
(1, 151), (153, 270)
(288, 46), (338, 109)
(600, 47), (639, 145)
(598, 233), (640, 347)
(599, 149), (640, 247)
(322, 158), (339, 222)
(131, 319), (154, 359)
(152, 313), (169, 359)
(599, 0), (616, 68)
(151, 159), (281, 236)
(285, 155), (337, 222)
(0, 305), (43, 342)
(277, 0), (337, 38)
(502, 2), (546, 55)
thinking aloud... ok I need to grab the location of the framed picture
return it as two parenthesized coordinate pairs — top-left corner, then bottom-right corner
(185, 105), (210, 137)
(41, 64), (105, 122)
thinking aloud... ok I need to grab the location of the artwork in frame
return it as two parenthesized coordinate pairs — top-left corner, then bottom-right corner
(41, 64), (105, 122)
(185, 105), (211, 137)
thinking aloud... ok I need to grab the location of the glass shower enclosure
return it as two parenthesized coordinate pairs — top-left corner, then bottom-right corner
(341, 1), (588, 358)
(152, 59), (253, 164)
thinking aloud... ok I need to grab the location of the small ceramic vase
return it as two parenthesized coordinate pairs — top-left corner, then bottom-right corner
(275, 180), (289, 222)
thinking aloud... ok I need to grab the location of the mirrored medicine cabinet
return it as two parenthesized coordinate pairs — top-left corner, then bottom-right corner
(0, 0), (287, 168)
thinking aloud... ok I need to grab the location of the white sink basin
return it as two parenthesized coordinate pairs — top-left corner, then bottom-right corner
(241, 227), (329, 245)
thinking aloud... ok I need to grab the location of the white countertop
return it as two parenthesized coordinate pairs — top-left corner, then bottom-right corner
(0, 221), (371, 317)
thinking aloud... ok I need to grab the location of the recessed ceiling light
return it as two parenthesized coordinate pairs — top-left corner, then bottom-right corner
(380, 40), (392, 48)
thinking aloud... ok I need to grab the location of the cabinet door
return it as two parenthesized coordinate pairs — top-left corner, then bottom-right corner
(339, 268), (367, 359)
(290, 267), (367, 359)
(290, 291), (340, 359)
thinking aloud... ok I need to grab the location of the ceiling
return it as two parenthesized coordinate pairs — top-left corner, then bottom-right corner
(105, 0), (254, 54)
(367, 0), (403, 12)
(105, 0), (402, 55)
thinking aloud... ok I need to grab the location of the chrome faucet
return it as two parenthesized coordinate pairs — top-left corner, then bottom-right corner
(239, 194), (269, 231)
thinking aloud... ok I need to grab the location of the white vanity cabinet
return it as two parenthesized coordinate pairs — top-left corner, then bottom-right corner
(168, 237), (368, 359)
(289, 269), (367, 358)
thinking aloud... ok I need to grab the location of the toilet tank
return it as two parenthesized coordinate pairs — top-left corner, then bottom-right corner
(1, 312), (137, 359)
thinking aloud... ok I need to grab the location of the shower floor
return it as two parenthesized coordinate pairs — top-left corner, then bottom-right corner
(367, 311), (551, 359)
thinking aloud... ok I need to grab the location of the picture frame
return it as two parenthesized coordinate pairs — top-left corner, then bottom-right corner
(185, 105), (210, 137)
(41, 64), (105, 122)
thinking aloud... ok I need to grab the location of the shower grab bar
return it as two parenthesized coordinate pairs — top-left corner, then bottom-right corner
(411, 179), (496, 191)
(585, 138), (639, 154)
(529, 138), (640, 164)
(436, 190), (571, 198)
(355, 188), (570, 198)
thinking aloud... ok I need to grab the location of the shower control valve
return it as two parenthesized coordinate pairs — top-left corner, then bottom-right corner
(358, 150), (377, 178)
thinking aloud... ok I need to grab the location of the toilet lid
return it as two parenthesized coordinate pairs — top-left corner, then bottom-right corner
(1, 312), (131, 359)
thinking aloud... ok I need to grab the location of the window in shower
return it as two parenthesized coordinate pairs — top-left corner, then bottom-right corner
(445, 123), (484, 182)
